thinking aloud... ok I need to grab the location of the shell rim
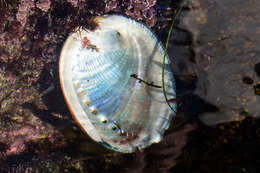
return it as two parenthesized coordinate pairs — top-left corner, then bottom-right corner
(59, 15), (128, 153)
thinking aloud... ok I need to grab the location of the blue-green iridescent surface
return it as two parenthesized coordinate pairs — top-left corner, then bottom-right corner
(59, 15), (177, 153)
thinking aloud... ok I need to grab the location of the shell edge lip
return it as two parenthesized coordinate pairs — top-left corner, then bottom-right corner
(98, 141), (132, 153)
(59, 32), (103, 143)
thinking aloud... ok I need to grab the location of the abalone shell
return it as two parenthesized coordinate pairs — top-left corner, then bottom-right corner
(59, 15), (177, 153)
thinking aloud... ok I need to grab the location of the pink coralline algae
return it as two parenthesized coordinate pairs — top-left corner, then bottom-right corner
(15, 0), (165, 34)
(104, 0), (158, 27)
(63, 0), (159, 28)
(0, 125), (65, 156)
(16, 0), (52, 26)
(36, 0), (52, 12)
(16, 0), (35, 27)
(0, 126), (42, 155)
(67, 0), (86, 8)
(0, 20), (24, 64)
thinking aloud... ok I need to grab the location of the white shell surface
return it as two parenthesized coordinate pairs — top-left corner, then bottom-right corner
(59, 15), (177, 153)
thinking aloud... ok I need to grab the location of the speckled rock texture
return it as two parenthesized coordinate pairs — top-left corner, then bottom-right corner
(180, 0), (260, 125)
(169, 0), (260, 172)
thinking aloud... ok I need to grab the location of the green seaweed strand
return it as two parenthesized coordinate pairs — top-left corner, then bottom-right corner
(162, 3), (185, 111)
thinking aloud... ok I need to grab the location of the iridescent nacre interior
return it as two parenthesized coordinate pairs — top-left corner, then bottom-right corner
(59, 15), (177, 153)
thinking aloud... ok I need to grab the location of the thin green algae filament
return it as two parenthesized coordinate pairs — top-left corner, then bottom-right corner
(162, 2), (185, 112)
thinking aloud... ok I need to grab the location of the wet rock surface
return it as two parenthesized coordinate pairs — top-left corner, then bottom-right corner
(170, 0), (260, 172)
(181, 0), (260, 125)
